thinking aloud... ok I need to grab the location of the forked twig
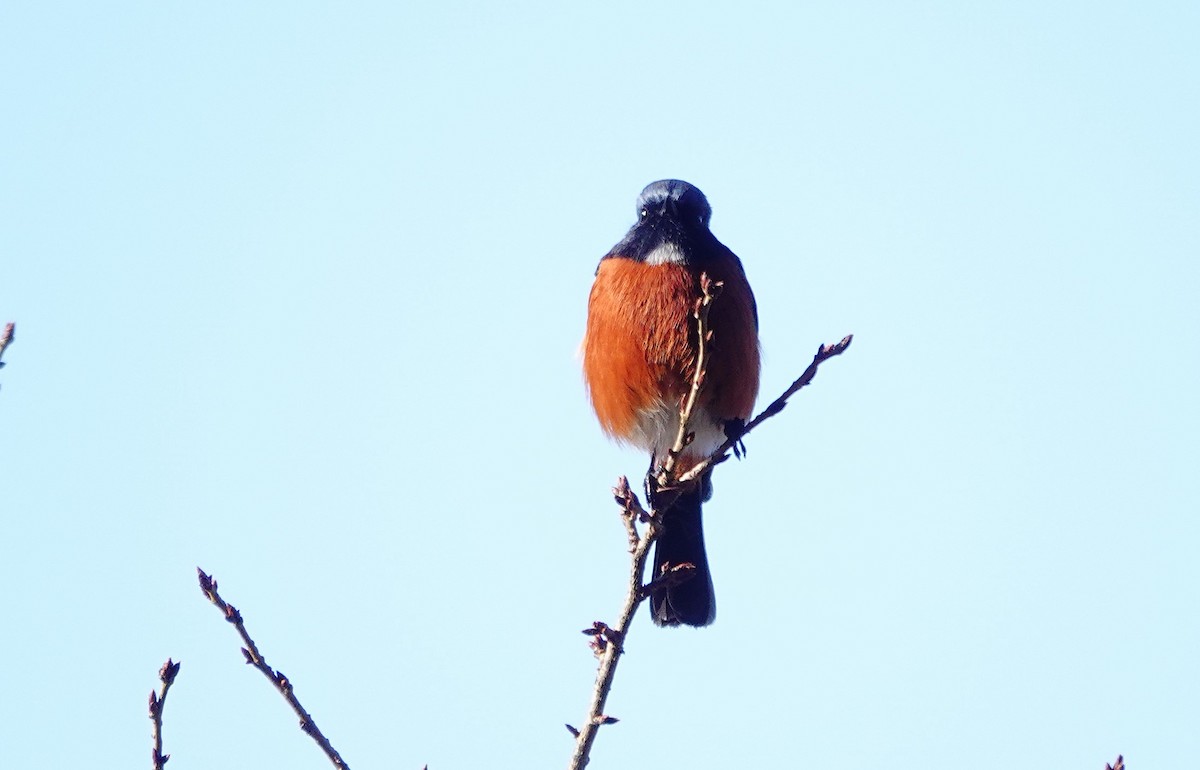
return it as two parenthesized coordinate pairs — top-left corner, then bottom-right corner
(570, 273), (853, 769)
(569, 275), (732, 770)
(197, 568), (350, 769)
(149, 658), (180, 769)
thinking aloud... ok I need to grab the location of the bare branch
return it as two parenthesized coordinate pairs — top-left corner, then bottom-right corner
(149, 658), (180, 770)
(677, 334), (853, 485)
(197, 568), (350, 769)
(568, 479), (660, 770)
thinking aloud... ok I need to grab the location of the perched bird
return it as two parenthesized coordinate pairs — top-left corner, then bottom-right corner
(583, 180), (760, 627)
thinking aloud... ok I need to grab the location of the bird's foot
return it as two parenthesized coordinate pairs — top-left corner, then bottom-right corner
(724, 418), (748, 459)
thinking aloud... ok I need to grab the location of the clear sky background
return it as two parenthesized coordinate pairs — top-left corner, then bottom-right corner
(2, 2), (1197, 769)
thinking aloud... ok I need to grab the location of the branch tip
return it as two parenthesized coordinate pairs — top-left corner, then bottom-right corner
(196, 567), (215, 595)
(159, 659), (180, 685)
(150, 657), (179, 770)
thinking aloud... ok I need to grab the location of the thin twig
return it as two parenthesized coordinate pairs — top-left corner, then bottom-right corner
(149, 658), (181, 769)
(677, 334), (853, 485)
(568, 478), (659, 770)
(569, 277), (724, 770)
(658, 274), (722, 486)
(197, 568), (350, 769)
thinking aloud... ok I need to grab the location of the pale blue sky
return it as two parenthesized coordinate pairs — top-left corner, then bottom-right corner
(2, 2), (1197, 768)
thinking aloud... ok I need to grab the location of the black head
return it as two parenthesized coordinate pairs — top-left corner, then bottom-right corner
(604, 179), (718, 265)
(636, 179), (712, 229)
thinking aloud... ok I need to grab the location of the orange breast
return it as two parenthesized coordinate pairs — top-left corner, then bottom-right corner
(582, 255), (760, 450)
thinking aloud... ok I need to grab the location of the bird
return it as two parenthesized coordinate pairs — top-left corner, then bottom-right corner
(582, 180), (760, 627)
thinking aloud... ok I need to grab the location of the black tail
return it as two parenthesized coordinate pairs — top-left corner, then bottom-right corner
(650, 481), (716, 627)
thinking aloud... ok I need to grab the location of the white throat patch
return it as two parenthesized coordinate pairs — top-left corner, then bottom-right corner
(643, 242), (685, 266)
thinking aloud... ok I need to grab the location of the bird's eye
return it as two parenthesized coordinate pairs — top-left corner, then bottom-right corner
(640, 209), (648, 218)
